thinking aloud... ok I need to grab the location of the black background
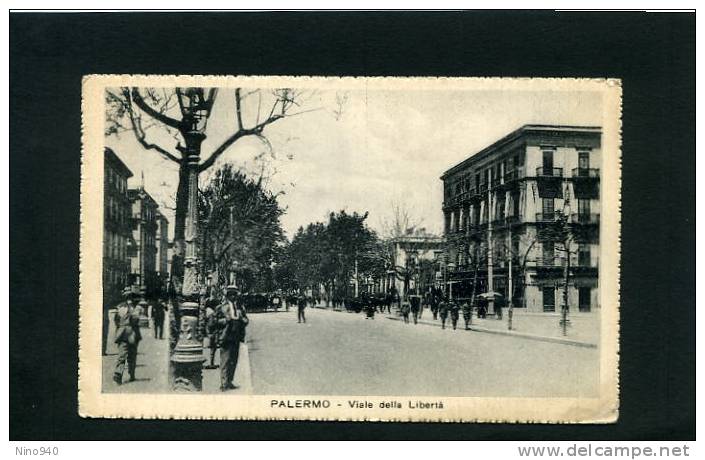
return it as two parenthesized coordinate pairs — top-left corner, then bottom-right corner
(10, 11), (695, 440)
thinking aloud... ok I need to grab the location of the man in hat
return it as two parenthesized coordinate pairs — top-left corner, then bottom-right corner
(112, 287), (142, 385)
(215, 285), (249, 391)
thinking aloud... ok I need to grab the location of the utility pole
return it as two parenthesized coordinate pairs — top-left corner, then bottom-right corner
(508, 225), (513, 330)
(487, 169), (495, 315)
(354, 252), (359, 298)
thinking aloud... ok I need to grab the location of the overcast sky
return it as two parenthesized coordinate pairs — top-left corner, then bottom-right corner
(105, 87), (603, 241)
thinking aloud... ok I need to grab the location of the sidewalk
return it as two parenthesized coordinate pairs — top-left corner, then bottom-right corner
(384, 310), (599, 348)
(102, 317), (252, 394)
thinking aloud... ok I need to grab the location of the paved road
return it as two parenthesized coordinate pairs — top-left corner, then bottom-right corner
(248, 308), (599, 397)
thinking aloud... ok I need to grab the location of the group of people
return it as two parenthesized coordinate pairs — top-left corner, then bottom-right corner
(111, 287), (168, 385)
(111, 283), (250, 392)
(204, 285), (250, 391)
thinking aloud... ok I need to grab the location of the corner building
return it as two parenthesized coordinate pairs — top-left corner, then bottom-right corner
(440, 125), (601, 313)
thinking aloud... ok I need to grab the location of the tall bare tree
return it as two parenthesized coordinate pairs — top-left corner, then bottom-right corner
(106, 87), (309, 287)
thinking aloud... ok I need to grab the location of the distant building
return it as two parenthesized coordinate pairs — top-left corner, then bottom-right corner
(103, 147), (133, 355)
(103, 147), (133, 309)
(384, 229), (445, 299)
(127, 186), (160, 298)
(440, 125), (601, 313)
(155, 211), (170, 284)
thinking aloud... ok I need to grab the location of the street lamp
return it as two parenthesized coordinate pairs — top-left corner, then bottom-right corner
(447, 262), (456, 300)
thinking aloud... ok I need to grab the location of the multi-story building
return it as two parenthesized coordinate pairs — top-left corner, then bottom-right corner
(103, 147), (133, 309)
(103, 147), (133, 355)
(440, 125), (601, 314)
(155, 211), (170, 286)
(127, 186), (160, 298)
(383, 229), (445, 299)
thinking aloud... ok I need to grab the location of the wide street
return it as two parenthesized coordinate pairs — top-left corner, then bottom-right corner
(248, 307), (599, 398)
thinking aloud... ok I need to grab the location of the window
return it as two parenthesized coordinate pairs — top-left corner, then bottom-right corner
(578, 244), (591, 267)
(542, 242), (555, 266)
(542, 198), (554, 219)
(542, 150), (554, 174)
(578, 151), (590, 171)
(543, 287), (555, 312)
(579, 287), (592, 312)
(578, 199), (591, 223)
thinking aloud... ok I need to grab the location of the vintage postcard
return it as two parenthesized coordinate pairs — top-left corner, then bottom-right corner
(79, 75), (621, 422)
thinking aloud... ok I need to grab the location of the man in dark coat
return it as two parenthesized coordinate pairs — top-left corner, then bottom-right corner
(438, 297), (449, 330)
(410, 295), (421, 324)
(152, 298), (166, 339)
(297, 294), (307, 323)
(215, 286), (249, 391)
(449, 300), (460, 330)
(113, 287), (142, 385)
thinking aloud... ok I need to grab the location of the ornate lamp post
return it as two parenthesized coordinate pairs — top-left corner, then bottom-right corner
(170, 88), (211, 391)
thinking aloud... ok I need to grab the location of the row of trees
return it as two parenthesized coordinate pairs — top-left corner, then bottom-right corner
(198, 164), (286, 292)
(274, 210), (385, 300)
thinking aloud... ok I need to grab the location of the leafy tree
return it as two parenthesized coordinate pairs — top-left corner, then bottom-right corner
(198, 164), (285, 293)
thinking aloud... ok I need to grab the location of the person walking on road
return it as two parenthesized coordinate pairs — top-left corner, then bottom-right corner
(439, 297), (449, 330)
(449, 300), (460, 330)
(152, 298), (166, 339)
(297, 295), (307, 323)
(112, 287), (142, 385)
(215, 285), (249, 392)
(410, 295), (420, 324)
(462, 298), (472, 330)
(400, 297), (411, 324)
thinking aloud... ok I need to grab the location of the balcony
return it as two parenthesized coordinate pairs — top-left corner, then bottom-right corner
(536, 167), (563, 178)
(571, 213), (600, 225)
(571, 167), (600, 179)
(503, 167), (525, 184)
(505, 214), (520, 226)
(535, 257), (564, 275)
(535, 212), (558, 223)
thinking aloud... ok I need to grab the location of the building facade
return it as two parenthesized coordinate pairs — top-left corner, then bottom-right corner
(127, 187), (160, 298)
(103, 148), (133, 310)
(155, 211), (170, 285)
(440, 125), (601, 313)
(384, 230), (445, 299)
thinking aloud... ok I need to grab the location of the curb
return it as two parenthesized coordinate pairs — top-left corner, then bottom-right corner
(384, 316), (597, 349)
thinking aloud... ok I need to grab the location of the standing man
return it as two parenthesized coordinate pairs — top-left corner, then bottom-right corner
(215, 285), (249, 392)
(113, 287), (142, 385)
(152, 298), (166, 339)
(297, 294), (307, 323)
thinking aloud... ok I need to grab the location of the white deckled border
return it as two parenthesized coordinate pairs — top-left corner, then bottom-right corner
(79, 75), (621, 422)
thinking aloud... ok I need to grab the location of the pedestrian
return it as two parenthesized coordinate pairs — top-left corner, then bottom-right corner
(215, 285), (249, 391)
(297, 295), (307, 323)
(410, 295), (420, 325)
(450, 300), (460, 330)
(152, 298), (166, 339)
(112, 287), (142, 385)
(204, 291), (220, 369)
(400, 298), (411, 324)
(462, 299), (472, 330)
(478, 297), (488, 319)
(495, 295), (504, 320)
(439, 298), (449, 329)
(431, 294), (439, 320)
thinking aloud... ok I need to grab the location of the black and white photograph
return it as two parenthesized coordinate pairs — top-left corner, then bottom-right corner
(79, 75), (620, 422)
